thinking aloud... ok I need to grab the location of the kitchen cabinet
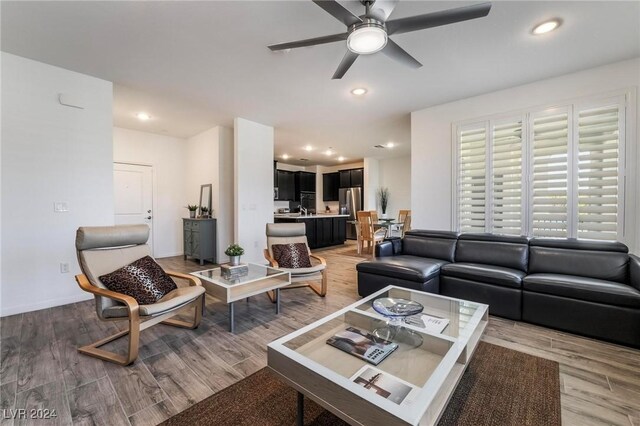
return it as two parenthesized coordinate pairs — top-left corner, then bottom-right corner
(276, 170), (295, 201)
(183, 218), (217, 265)
(273, 216), (347, 249)
(338, 168), (364, 188)
(350, 168), (364, 187)
(294, 171), (316, 201)
(322, 172), (339, 201)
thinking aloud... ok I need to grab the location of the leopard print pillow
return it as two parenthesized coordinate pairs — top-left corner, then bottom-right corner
(272, 243), (312, 269)
(99, 256), (177, 305)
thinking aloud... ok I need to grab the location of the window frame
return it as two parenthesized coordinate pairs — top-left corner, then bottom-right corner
(452, 91), (629, 241)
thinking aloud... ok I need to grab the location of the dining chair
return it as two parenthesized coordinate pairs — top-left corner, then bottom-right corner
(398, 209), (412, 237)
(75, 225), (205, 366)
(356, 211), (387, 257)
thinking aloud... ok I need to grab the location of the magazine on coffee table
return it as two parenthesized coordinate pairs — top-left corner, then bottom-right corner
(350, 365), (419, 406)
(326, 326), (398, 366)
(404, 313), (450, 334)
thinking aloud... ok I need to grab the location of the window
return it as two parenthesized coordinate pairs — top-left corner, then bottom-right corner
(454, 95), (627, 241)
(457, 126), (487, 232)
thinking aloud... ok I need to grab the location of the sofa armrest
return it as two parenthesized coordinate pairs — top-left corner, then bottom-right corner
(630, 254), (640, 290)
(375, 241), (394, 257)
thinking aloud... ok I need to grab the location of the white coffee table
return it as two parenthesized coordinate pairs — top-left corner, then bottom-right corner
(267, 285), (488, 425)
(191, 263), (290, 332)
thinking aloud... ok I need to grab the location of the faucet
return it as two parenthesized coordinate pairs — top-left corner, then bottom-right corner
(298, 205), (307, 216)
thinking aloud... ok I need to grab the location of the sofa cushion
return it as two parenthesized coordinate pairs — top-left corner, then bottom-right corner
(455, 234), (529, 272)
(441, 262), (525, 289)
(356, 256), (447, 283)
(528, 240), (629, 283)
(523, 273), (640, 308)
(402, 231), (458, 262)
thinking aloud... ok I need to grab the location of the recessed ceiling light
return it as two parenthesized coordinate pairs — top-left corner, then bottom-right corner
(351, 88), (367, 96)
(325, 148), (334, 156)
(386, 142), (395, 148)
(532, 19), (562, 35)
(282, 154), (290, 160)
(338, 156), (345, 162)
(136, 112), (151, 121)
(304, 145), (313, 152)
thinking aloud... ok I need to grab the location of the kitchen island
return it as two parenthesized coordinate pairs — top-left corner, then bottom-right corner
(274, 214), (349, 249)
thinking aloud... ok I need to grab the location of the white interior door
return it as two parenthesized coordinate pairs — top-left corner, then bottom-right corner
(114, 163), (154, 255)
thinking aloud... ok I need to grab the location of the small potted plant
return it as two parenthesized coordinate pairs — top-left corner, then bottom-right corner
(200, 206), (209, 218)
(225, 243), (245, 266)
(377, 187), (390, 218)
(186, 205), (198, 218)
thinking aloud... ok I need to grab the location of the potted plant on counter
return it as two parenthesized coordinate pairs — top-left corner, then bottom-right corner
(186, 205), (198, 218)
(225, 243), (245, 266)
(377, 187), (390, 218)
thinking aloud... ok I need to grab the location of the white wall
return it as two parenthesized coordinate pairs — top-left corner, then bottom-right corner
(113, 127), (187, 258)
(378, 156), (411, 219)
(234, 118), (274, 263)
(1, 53), (114, 316)
(411, 58), (640, 253)
(186, 126), (234, 263)
(363, 158), (380, 211)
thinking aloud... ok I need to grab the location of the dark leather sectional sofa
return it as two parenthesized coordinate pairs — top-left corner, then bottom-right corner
(356, 230), (640, 348)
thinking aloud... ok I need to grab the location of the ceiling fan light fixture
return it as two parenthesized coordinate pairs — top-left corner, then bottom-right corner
(347, 25), (387, 54)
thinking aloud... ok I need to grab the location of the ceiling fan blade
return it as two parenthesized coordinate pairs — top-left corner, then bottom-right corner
(381, 39), (422, 68)
(386, 2), (492, 35)
(313, 0), (362, 27)
(332, 50), (359, 79)
(366, 0), (399, 22)
(268, 33), (348, 51)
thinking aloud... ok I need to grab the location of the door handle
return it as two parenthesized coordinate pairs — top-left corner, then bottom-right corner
(147, 210), (152, 213)
(146, 216), (152, 220)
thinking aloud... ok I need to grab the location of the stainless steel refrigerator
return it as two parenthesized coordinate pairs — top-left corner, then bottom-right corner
(339, 187), (362, 240)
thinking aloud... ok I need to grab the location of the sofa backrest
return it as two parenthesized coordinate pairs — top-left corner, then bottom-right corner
(402, 230), (458, 262)
(455, 234), (529, 272)
(528, 238), (629, 283)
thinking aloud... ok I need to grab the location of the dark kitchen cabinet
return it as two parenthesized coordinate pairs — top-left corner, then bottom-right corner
(276, 170), (295, 201)
(322, 172), (339, 201)
(333, 217), (347, 243)
(294, 172), (316, 201)
(339, 170), (351, 188)
(338, 168), (364, 188)
(316, 218), (333, 247)
(350, 168), (364, 187)
(273, 216), (346, 249)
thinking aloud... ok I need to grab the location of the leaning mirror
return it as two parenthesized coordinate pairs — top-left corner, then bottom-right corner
(199, 184), (212, 218)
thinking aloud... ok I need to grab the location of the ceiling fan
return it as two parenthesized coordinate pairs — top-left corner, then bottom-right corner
(268, 0), (492, 79)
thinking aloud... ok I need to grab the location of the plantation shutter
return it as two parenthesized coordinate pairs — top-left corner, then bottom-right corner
(576, 104), (621, 240)
(531, 112), (570, 237)
(491, 120), (523, 235)
(458, 126), (487, 232)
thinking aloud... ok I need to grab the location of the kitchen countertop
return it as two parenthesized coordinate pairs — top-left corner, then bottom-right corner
(274, 214), (350, 219)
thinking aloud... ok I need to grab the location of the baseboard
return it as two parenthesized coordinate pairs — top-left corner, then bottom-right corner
(0, 293), (94, 317)
(155, 251), (183, 259)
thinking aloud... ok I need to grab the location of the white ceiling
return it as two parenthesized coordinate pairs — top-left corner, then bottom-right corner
(2, 1), (639, 166)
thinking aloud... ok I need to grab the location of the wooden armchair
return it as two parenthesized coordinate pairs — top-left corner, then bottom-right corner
(75, 225), (205, 366)
(263, 223), (327, 301)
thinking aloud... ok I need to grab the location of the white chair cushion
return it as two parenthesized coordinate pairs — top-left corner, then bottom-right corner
(102, 286), (205, 318)
(279, 263), (325, 276)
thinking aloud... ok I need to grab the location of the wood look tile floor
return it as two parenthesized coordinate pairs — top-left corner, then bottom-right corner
(1, 242), (639, 425)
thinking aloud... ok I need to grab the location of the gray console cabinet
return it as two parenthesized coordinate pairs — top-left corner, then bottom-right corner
(183, 218), (217, 265)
